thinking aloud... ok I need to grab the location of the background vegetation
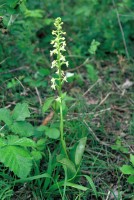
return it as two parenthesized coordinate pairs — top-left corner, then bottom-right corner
(0, 0), (134, 199)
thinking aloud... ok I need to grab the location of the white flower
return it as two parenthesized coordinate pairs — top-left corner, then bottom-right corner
(65, 61), (69, 67)
(66, 72), (74, 78)
(63, 76), (67, 82)
(51, 60), (57, 68)
(56, 96), (61, 103)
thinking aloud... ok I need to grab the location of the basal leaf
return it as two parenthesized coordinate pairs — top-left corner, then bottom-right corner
(11, 121), (34, 137)
(0, 108), (13, 125)
(57, 157), (76, 178)
(0, 146), (33, 178)
(12, 103), (30, 121)
(75, 137), (87, 166)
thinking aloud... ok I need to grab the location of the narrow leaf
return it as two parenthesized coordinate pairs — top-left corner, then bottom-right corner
(42, 97), (55, 113)
(75, 137), (87, 166)
(84, 175), (97, 197)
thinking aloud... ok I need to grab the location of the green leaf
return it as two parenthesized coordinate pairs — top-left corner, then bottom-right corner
(75, 137), (87, 166)
(31, 150), (42, 161)
(88, 39), (100, 55)
(57, 156), (76, 178)
(14, 173), (51, 183)
(12, 103), (30, 121)
(7, 0), (19, 8)
(45, 128), (60, 139)
(65, 182), (88, 191)
(0, 138), (6, 147)
(130, 154), (134, 166)
(11, 121), (34, 137)
(0, 108), (13, 125)
(7, 135), (36, 147)
(42, 97), (55, 113)
(127, 175), (134, 184)
(0, 146), (33, 178)
(120, 165), (134, 175)
(86, 64), (98, 82)
(84, 175), (97, 197)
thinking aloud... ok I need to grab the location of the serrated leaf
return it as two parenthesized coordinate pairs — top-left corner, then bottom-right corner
(7, 135), (36, 147)
(120, 165), (134, 175)
(0, 108), (13, 125)
(11, 121), (34, 137)
(42, 97), (55, 113)
(0, 138), (6, 147)
(12, 103), (30, 121)
(127, 175), (134, 184)
(0, 146), (33, 178)
(45, 128), (60, 139)
(130, 154), (134, 166)
(75, 137), (87, 166)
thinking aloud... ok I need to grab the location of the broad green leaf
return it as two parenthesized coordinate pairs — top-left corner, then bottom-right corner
(0, 138), (6, 147)
(45, 128), (60, 139)
(12, 103), (30, 121)
(127, 175), (134, 184)
(57, 157), (76, 178)
(42, 97), (55, 113)
(0, 108), (13, 125)
(120, 165), (134, 175)
(31, 150), (42, 161)
(130, 154), (134, 166)
(7, 135), (36, 147)
(84, 175), (97, 197)
(0, 146), (33, 178)
(11, 121), (34, 137)
(75, 137), (87, 166)
(7, 0), (18, 8)
(25, 10), (43, 18)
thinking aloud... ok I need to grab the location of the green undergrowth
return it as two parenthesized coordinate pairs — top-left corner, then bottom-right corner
(0, 0), (134, 199)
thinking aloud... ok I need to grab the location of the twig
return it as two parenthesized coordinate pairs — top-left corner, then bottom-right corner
(83, 79), (101, 96)
(112, 0), (129, 59)
(0, 66), (29, 75)
(105, 191), (111, 200)
(35, 87), (42, 106)
(98, 92), (113, 106)
(66, 58), (89, 72)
